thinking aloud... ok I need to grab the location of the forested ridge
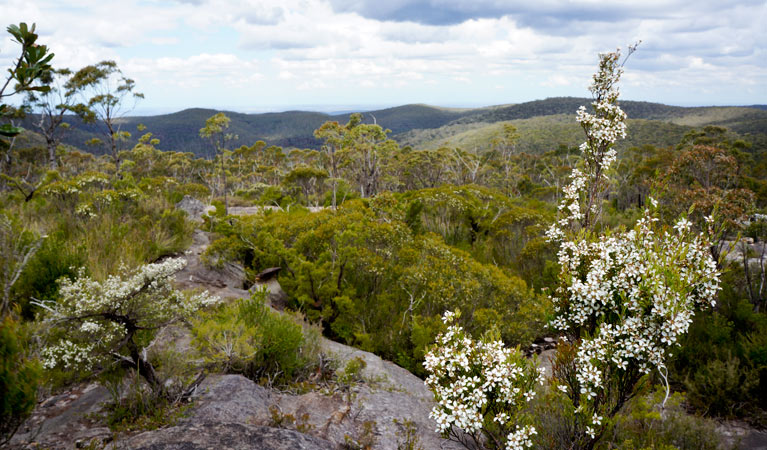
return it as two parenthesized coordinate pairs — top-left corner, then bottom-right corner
(15, 97), (767, 157)
(2, 22), (767, 450)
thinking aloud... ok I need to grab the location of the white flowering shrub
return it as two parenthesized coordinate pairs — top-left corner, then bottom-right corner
(37, 258), (218, 394)
(545, 46), (721, 448)
(424, 311), (544, 450)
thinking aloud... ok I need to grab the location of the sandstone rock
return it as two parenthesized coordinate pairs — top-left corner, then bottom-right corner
(113, 422), (335, 450)
(185, 375), (272, 425)
(74, 427), (113, 448)
(10, 383), (111, 449)
(174, 229), (248, 297)
(175, 196), (211, 223)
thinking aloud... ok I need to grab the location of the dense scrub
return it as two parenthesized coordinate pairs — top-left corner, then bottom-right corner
(203, 193), (548, 375)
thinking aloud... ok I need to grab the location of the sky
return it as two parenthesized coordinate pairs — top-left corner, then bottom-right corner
(1, 0), (765, 115)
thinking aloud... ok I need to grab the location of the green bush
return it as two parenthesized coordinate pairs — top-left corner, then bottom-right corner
(671, 280), (767, 424)
(0, 317), (41, 445)
(531, 386), (729, 450)
(191, 290), (321, 385)
(12, 230), (84, 319)
(102, 369), (190, 432)
(604, 389), (729, 450)
(204, 198), (547, 375)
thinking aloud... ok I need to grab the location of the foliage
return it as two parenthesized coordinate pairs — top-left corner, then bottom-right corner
(9, 171), (196, 281)
(0, 211), (43, 316)
(531, 385), (729, 450)
(544, 45), (721, 449)
(336, 356), (367, 386)
(671, 285), (767, 424)
(102, 369), (192, 432)
(394, 418), (425, 450)
(11, 228), (83, 319)
(604, 388), (728, 450)
(24, 67), (88, 169)
(67, 60), (143, 165)
(1, 22), (54, 139)
(200, 112), (237, 212)
(0, 315), (42, 445)
(37, 258), (218, 394)
(191, 289), (322, 385)
(206, 198), (545, 374)
(424, 311), (543, 450)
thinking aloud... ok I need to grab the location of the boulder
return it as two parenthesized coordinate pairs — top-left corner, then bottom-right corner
(175, 196), (211, 223)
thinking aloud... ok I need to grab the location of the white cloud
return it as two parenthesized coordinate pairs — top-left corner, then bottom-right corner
(0, 0), (763, 109)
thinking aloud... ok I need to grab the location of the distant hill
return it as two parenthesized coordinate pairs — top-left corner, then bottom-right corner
(17, 98), (767, 156)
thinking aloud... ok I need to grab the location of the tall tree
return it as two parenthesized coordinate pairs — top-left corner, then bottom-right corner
(314, 116), (356, 208)
(342, 113), (397, 198)
(490, 124), (519, 195)
(24, 68), (89, 169)
(68, 61), (143, 169)
(199, 112), (237, 214)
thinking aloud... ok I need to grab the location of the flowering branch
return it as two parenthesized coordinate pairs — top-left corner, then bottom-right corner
(424, 311), (544, 450)
(39, 258), (219, 395)
(546, 45), (721, 449)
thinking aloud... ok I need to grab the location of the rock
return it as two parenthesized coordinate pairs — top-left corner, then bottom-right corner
(250, 277), (289, 309)
(717, 420), (767, 449)
(319, 339), (464, 450)
(10, 383), (111, 449)
(175, 196), (210, 223)
(177, 367), (462, 450)
(113, 422), (335, 450)
(174, 230), (248, 297)
(74, 427), (113, 448)
(185, 375), (272, 425)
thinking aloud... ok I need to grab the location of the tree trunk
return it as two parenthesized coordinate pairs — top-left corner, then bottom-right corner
(47, 137), (58, 169)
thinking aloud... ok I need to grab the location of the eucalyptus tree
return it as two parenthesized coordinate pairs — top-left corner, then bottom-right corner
(314, 114), (361, 208)
(341, 113), (398, 198)
(24, 68), (90, 169)
(68, 61), (143, 169)
(199, 112), (237, 213)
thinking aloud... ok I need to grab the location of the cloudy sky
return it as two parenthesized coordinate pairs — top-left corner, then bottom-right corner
(1, 0), (765, 114)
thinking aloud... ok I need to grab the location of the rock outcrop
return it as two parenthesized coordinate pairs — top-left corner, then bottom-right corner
(114, 423), (335, 450)
(175, 196), (213, 223)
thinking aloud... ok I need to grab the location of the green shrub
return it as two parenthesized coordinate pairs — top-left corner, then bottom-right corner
(531, 386), (729, 450)
(191, 290), (321, 385)
(604, 388), (729, 450)
(204, 199), (547, 375)
(12, 230), (84, 319)
(671, 287), (767, 424)
(336, 356), (367, 386)
(0, 317), (41, 445)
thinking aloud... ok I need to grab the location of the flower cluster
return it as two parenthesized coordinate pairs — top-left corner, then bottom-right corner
(548, 49), (628, 236)
(506, 425), (537, 450)
(424, 311), (544, 449)
(40, 258), (219, 371)
(547, 44), (721, 443)
(551, 207), (719, 403)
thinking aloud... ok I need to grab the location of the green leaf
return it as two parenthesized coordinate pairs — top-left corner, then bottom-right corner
(0, 123), (23, 137)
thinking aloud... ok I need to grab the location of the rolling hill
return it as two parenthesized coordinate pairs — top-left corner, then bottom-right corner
(17, 98), (767, 156)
